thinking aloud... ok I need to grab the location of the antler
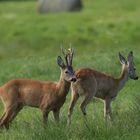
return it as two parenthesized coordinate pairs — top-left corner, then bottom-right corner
(61, 47), (68, 66)
(61, 46), (74, 66)
(67, 46), (74, 66)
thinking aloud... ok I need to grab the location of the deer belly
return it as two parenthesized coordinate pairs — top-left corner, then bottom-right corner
(23, 96), (41, 107)
(95, 90), (107, 99)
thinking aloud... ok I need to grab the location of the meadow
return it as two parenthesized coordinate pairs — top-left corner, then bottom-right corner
(0, 0), (140, 139)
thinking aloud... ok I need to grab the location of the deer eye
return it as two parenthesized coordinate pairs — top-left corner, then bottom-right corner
(65, 71), (69, 74)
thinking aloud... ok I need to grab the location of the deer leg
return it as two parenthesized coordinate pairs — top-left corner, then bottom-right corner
(40, 101), (51, 125)
(6, 104), (23, 127)
(67, 93), (79, 126)
(0, 112), (6, 122)
(0, 105), (17, 129)
(41, 105), (50, 125)
(104, 98), (112, 121)
(80, 94), (93, 116)
(42, 111), (49, 124)
(0, 103), (22, 129)
(53, 109), (60, 122)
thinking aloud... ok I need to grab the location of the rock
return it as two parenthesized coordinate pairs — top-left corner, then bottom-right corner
(37, 0), (82, 13)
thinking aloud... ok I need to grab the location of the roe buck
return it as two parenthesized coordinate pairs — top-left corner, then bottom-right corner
(0, 48), (76, 129)
(68, 51), (138, 125)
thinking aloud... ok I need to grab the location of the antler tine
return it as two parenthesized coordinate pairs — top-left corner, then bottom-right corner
(67, 46), (74, 66)
(61, 47), (68, 66)
(70, 47), (74, 62)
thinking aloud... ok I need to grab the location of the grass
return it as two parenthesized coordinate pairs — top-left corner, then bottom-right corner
(0, 0), (140, 139)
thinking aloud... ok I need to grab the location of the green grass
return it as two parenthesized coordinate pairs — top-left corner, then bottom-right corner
(0, 0), (140, 139)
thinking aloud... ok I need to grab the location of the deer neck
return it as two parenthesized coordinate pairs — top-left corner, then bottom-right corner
(57, 71), (70, 97)
(116, 65), (129, 91)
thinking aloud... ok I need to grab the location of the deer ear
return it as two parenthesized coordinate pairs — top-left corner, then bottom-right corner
(57, 56), (65, 68)
(119, 52), (127, 64)
(127, 51), (133, 62)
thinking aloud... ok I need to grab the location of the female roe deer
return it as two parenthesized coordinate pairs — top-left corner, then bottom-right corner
(0, 48), (76, 129)
(68, 51), (138, 125)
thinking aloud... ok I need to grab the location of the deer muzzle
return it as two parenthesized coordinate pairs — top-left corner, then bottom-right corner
(70, 77), (77, 82)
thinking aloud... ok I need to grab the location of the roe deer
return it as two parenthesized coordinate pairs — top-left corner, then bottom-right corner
(68, 51), (138, 125)
(0, 48), (76, 129)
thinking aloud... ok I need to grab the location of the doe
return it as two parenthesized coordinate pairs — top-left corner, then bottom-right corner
(68, 51), (138, 125)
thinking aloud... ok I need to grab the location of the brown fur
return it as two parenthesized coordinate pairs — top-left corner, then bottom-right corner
(0, 48), (76, 129)
(67, 52), (138, 125)
(0, 78), (70, 109)
(0, 73), (69, 129)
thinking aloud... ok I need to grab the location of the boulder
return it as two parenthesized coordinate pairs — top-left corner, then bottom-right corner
(37, 0), (82, 13)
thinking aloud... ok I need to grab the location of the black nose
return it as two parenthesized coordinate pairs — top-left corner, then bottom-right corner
(71, 78), (77, 82)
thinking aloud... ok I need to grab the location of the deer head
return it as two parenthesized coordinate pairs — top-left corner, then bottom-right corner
(119, 51), (138, 80)
(57, 48), (76, 82)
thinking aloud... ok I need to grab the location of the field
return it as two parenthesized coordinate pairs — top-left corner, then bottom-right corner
(0, 0), (140, 139)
